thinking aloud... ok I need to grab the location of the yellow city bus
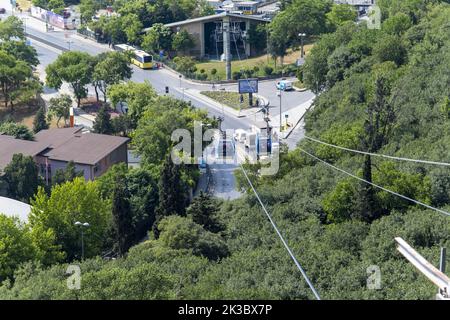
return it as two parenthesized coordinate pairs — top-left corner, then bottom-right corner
(114, 44), (154, 69)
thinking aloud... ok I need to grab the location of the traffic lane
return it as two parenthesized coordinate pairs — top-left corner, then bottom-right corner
(256, 79), (315, 115)
(31, 44), (247, 131)
(209, 162), (241, 200)
(26, 27), (109, 55)
(131, 67), (251, 131)
(208, 78), (315, 114)
(284, 119), (306, 150)
(25, 23), (257, 132)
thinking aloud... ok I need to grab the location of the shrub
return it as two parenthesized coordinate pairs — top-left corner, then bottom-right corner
(173, 56), (197, 74)
(263, 65), (273, 76)
(232, 71), (242, 80)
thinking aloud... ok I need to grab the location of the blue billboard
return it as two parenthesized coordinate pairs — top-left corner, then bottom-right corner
(238, 79), (258, 94)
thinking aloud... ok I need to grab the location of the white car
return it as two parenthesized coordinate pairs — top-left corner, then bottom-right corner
(276, 80), (293, 91)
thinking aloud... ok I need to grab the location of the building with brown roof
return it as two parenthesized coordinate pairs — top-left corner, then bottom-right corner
(1, 128), (129, 183)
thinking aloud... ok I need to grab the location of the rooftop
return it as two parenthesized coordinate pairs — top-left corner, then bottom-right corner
(0, 128), (130, 170)
(0, 196), (32, 223)
(150, 12), (269, 31)
(0, 135), (48, 169)
(41, 131), (129, 165)
(34, 127), (82, 149)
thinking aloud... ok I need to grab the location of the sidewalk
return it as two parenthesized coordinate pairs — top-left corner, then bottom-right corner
(275, 98), (314, 139)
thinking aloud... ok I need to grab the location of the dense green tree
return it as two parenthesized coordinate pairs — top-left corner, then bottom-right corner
(154, 155), (188, 236)
(0, 215), (35, 281)
(47, 94), (72, 128)
(187, 192), (223, 233)
(247, 23), (267, 54)
(33, 107), (49, 133)
(108, 81), (157, 127)
(92, 51), (132, 103)
(132, 95), (210, 165)
(172, 56), (197, 75)
(158, 215), (229, 260)
(93, 105), (113, 135)
(142, 23), (173, 53)
(2, 154), (40, 203)
(0, 50), (37, 110)
(45, 51), (94, 108)
(80, 0), (102, 23)
(326, 4), (357, 28)
(0, 122), (34, 140)
(0, 16), (25, 41)
(171, 29), (195, 55)
(111, 114), (133, 136)
(121, 14), (143, 45)
(373, 34), (407, 66)
(0, 41), (39, 67)
(29, 178), (112, 261)
(111, 176), (134, 256)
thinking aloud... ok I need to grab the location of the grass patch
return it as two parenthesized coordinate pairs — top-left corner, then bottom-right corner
(201, 91), (253, 110)
(293, 81), (306, 90)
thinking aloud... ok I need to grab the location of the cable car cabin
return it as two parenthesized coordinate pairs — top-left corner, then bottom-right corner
(215, 136), (235, 159)
(114, 44), (154, 69)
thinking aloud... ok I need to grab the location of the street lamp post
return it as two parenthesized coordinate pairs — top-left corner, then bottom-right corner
(277, 89), (282, 136)
(74, 221), (90, 260)
(298, 33), (306, 59)
(67, 40), (74, 51)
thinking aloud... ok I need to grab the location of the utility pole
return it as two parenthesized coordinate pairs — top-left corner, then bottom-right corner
(75, 221), (90, 260)
(67, 40), (73, 51)
(298, 33), (306, 58)
(223, 16), (232, 81)
(277, 89), (282, 136)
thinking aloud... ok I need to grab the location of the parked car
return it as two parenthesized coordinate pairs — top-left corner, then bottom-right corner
(276, 80), (293, 91)
(0, 8), (6, 14)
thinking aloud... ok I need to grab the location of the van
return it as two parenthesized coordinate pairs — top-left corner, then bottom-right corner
(276, 80), (293, 91)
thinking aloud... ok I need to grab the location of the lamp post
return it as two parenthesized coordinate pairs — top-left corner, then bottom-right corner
(74, 221), (90, 260)
(298, 33), (306, 59)
(67, 40), (74, 51)
(277, 89), (282, 136)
